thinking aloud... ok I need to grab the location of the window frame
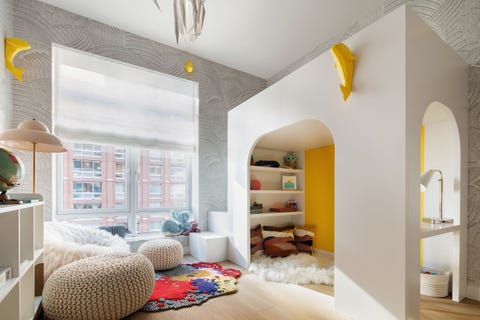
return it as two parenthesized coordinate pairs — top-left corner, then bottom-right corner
(56, 146), (193, 235)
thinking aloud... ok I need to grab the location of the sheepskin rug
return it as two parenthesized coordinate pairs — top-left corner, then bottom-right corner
(44, 222), (130, 281)
(248, 252), (334, 285)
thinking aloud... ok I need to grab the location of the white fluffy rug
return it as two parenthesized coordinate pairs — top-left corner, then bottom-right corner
(44, 222), (130, 281)
(248, 253), (334, 285)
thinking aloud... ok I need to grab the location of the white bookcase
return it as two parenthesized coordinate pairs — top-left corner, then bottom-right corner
(249, 148), (305, 227)
(0, 194), (44, 320)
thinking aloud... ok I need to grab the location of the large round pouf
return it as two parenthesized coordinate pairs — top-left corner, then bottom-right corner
(138, 239), (183, 270)
(43, 253), (155, 320)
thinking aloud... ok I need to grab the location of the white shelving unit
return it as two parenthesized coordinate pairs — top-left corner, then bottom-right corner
(420, 221), (462, 301)
(0, 194), (44, 320)
(249, 148), (305, 227)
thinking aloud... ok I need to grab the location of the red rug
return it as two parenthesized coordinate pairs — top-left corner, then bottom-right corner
(141, 262), (241, 312)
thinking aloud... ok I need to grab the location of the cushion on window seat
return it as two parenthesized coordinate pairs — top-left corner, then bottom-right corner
(44, 221), (130, 282)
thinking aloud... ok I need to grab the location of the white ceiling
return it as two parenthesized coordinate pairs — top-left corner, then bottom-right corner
(256, 119), (333, 151)
(37, 0), (385, 79)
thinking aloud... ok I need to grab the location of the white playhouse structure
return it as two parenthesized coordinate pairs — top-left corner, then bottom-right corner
(227, 6), (467, 320)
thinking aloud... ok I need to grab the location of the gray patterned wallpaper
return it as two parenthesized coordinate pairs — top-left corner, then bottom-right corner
(469, 65), (480, 288)
(0, 0), (13, 132)
(9, 0), (266, 227)
(269, 0), (480, 294)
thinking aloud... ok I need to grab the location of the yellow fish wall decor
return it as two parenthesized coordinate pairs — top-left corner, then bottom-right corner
(330, 43), (356, 101)
(5, 38), (31, 82)
(184, 60), (194, 73)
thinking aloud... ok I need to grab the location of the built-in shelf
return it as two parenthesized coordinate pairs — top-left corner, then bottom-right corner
(0, 278), (19, 302)
(19, 260), (34, 277)
(34, 249), (43, 263)
(250, 211), (304, 218)
(0, 196), (44, 320)
(250, 165), (304, 173)
(250, 190), (304, 194)
(420, 222), (460, 238)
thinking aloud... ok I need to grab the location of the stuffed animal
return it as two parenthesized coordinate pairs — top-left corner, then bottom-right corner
(182, 221), (201, 235)
(161, 210), (191, 235)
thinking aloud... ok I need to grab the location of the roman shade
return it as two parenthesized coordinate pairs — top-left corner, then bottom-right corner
(52, 45), (198, 152)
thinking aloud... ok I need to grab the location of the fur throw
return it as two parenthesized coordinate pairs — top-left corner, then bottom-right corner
(248, 253), (334, 285)
(44, 222), (130, 281)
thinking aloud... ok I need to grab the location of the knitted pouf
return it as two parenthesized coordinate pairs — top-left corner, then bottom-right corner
(138, 239), (183, 270)
(43, 253), (155, 320)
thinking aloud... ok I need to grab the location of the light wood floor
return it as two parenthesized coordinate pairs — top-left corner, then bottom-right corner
(128, 256), (480, 320)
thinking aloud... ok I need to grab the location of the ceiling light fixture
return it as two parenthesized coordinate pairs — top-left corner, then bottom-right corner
(153, 0), (206, 44)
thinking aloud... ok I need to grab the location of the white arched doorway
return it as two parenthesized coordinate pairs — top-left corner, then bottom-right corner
(420, 101), (463, 301)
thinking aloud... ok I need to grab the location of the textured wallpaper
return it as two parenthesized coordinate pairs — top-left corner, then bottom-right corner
(0, 0), (13, 131)
(469, 66), (480, 287)
(10, 0), (266, 227)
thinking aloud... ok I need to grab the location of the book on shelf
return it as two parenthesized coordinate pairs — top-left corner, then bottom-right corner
(22, 199), (40, 203)
(269, 208), (298, 212)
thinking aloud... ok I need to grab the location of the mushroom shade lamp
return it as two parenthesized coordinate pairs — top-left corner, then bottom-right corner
(0, 119), (66, 193)
(420, 169), (454, 224)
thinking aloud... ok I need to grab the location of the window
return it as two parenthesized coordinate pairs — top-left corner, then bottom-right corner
(73, 160), (102, 177)
(73, 143), (102, 157)
(53, 45), (198, 235)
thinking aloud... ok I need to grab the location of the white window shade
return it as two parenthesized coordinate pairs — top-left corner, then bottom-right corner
(52, 45), (199, 152)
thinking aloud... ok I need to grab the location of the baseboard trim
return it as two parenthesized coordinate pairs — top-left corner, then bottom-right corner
(467, 284), (480, 301)
(313, 248), (334, 256)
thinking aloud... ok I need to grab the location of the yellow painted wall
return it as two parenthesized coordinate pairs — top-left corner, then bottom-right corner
(420, 125), (425, 266)
(305, 145), (335, 252)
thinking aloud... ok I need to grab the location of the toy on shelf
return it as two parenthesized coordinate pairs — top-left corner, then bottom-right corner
(182, 221), (201, 235)
(161, 210), (191, 235)
(284, 152), (297, 169)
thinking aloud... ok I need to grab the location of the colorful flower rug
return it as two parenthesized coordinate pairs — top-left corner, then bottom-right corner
(141, 262), (241, 312)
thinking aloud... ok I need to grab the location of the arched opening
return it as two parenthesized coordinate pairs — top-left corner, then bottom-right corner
(420, 101), (461, 299)
(247, 119), (336, 294)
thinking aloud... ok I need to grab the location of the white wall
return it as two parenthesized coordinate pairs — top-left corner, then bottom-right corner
(229, 6), (407, 320)
(423, 104), (461, 282)
(228, 5), (468, 320)
(405, 8), (468, 316)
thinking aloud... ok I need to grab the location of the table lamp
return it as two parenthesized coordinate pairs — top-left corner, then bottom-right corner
(420, 169), (454, 224)
(0, 119), (66, 193)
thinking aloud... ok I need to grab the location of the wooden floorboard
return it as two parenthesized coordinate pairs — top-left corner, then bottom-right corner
(127, 256), (480, 320)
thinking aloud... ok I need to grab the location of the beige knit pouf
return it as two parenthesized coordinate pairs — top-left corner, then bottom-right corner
(138, 239), (183, 270)
(42, 253), (155, 320)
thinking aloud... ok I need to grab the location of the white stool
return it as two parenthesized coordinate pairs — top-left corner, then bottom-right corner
(189, 232), (227, 262)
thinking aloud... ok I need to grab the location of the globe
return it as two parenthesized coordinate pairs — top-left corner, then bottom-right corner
(0, 147), (24, 194)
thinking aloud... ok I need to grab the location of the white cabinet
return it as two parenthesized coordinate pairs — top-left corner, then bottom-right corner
(249, 148), (304, 227)
(0, 195), (44, 320)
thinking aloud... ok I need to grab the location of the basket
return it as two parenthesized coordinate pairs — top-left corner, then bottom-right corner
(420, 267), (450, 297)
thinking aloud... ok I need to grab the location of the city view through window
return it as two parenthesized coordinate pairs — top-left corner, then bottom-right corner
(58, 143), (190, 233)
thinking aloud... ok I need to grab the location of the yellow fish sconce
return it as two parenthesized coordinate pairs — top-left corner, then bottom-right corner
(330, 43), (356, 101)
(184, 60), (194, 73)
(5, 38), (31, 82)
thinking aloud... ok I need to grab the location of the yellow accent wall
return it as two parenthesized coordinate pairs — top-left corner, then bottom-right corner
(305, 145), (335, 252)
(420, 125), (425, 266)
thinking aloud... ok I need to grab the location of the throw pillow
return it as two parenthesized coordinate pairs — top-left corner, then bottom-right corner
(262, 230), (297, 257)
(294, 225), (315, 254)
(250, 224), (264, 255)
(262, 225), (295, 234)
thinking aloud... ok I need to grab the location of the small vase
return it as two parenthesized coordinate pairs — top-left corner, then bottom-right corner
(250, 179), (261, 190)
